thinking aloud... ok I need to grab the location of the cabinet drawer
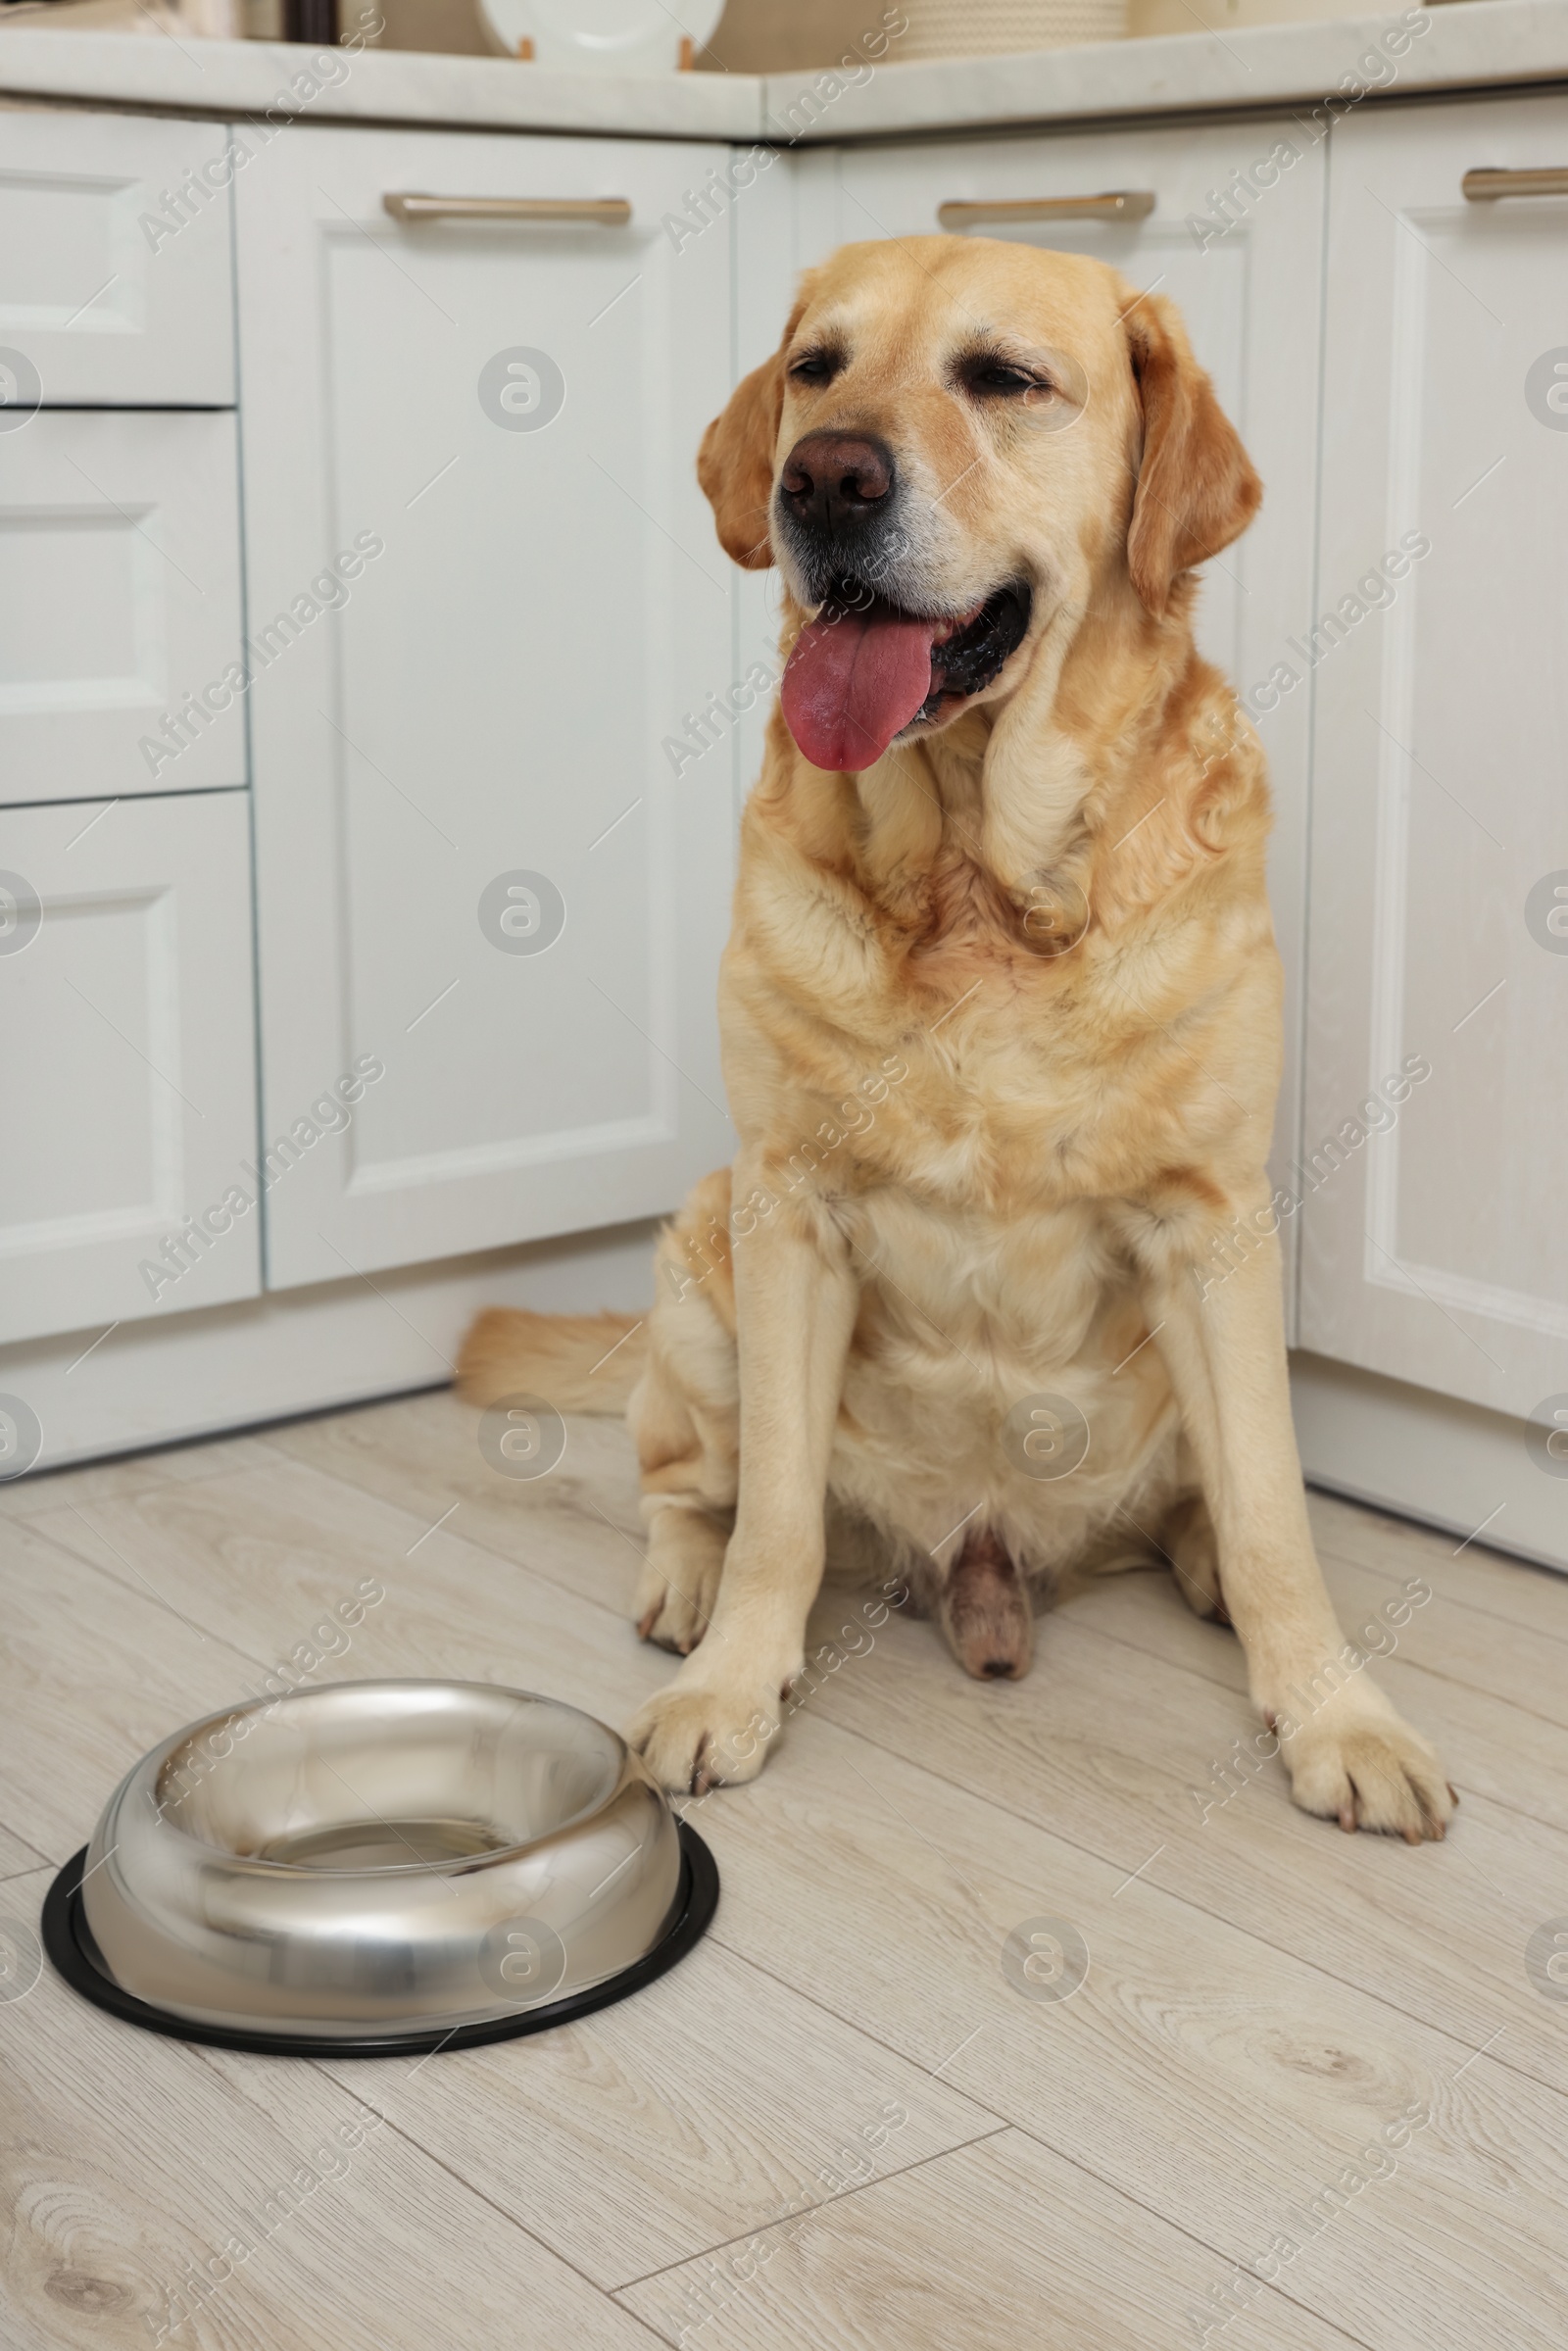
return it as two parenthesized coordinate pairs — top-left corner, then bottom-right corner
(0, 792), (260, 1347)
(0, 108), (234, 407)
(0, 409), (246, 804)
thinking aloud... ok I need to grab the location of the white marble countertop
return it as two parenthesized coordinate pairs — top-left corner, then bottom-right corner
(768, 0), (1568, 138)
(0, 0), (1565, 143)
(0, 24), (760, 137)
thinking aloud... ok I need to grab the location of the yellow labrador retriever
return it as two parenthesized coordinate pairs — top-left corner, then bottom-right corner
(462, 236), (1451, 1840)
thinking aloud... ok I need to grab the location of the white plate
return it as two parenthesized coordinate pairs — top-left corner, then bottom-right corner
(478, 0), (726, 74)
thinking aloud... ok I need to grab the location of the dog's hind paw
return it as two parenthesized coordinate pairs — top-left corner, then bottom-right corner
(633, 1505), (728, 1656)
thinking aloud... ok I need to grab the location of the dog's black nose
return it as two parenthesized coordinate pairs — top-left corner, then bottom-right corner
(779, 431), (895, 535)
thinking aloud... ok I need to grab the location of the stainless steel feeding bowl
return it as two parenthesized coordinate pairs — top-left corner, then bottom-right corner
(46, 1681), (715, 2054)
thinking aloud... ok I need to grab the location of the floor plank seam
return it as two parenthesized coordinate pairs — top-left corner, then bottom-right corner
(1347, 1648), (1568, 1737)
(998, 2113), (1383, 2351)
(0, 1858), (54, 1887)
(804, 1699), (1568, 2108)
(1064, 1611), (1568, 1833)
(372, 1496), (654, 1620)
(610, 2122), (1014, 2297)
(1303, 1488), (1540, 1585)
(1071, 1617), (1568, 1815)
(1089, 1556), (1568, 1722)
(708, 1934), (1388, 2351)
(184, 2041), (674, 2338)
(156, 1440), (655, 1643)
(705, 1928), (1017, 2131)
(1313, 1547), (1568, 1639)
(18, 1512), (286, 1686)
(0, 1816), (56, 1874)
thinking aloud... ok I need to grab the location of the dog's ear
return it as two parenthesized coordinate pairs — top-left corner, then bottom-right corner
(1123, 291), (1261, 616)
(697, 296), (808, 570)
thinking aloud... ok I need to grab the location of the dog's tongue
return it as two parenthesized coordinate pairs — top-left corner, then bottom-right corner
(782, 606), (936, 771)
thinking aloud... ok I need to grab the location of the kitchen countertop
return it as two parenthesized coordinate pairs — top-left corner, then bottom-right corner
(769, 0), (1568, 137)
(0, 0), (1565, 142)
(0, 23), (758, 137)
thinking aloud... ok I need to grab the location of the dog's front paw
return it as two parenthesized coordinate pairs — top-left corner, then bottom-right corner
(1281, 1686), (1453, 1842)
(626, 1671), (782, 1796)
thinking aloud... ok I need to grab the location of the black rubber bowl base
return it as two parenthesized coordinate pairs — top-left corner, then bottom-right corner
(41, 1821), (718, 2058)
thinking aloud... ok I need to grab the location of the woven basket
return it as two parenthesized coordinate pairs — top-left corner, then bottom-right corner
(896, 0), (1128, 56)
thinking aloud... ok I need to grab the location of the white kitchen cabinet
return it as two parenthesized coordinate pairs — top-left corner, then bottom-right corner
(0, 791), (261, 1347)
(0, 108), (235, 407)
(0, 62), (1555, 1510)
(1300, 93), (1568, 1421)
(234, 125), (737, 1289)
(797, 122), (1327, 1306)
(0, 410), (246, 804)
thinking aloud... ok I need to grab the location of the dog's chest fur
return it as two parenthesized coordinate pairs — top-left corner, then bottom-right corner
(721, 693), (1276, 1431)
(742, 842), (1237, 1224)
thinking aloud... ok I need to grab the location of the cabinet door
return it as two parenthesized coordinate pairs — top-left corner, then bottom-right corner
(0, 793), (260, 1347)
(828, 122), (1326, 1300)
(235, 125), (736, 1289)
(0, 411), (246, 804)
(1301, 95), (1568, 1418)
(0, 109), (234, 406)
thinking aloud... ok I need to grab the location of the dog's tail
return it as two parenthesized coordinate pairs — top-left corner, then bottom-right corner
(456, 1306), (647, 1416)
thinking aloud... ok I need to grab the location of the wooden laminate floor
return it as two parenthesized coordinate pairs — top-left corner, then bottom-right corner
(2, 1390), (1566, 2350)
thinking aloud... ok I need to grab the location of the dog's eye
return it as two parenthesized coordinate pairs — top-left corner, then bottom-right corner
(960, 356), (1049, 398)
(789, 351), (839, 385)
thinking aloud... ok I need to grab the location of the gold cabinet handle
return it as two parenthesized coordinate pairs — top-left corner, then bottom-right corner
(382, 194), (633, 224)
(1461, 168), (1568, 201)
(937, 192), (1155, 228)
